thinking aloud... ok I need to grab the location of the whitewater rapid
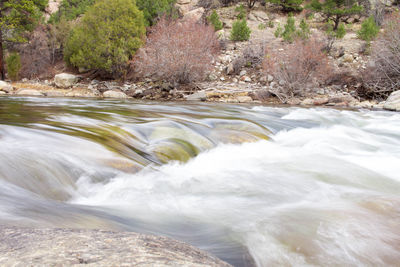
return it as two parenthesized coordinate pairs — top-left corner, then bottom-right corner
(0, 97), (400, 266)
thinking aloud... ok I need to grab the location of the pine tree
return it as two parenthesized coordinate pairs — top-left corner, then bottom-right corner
(207, 10), (223, 31)
(0, 0), (47, 80)
(230, 19), (251, 41)
(308, 0), (362, 31)
(266, 0), (304, 13)
(136, 0), (176, 26)
(358, 16), (379, 42)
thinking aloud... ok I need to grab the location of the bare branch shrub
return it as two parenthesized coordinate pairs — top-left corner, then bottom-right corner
(16, 26), (55, 79)
(197, 0), (221, 9)
(133, 18), (220, 84)
(263, 37), (331, 102)
(361, 12), (400, 100)
(370, 1), (386, 26)
(231, 40), (266, 74)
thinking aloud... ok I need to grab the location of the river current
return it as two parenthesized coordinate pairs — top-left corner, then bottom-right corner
(0, 97), (399, 266)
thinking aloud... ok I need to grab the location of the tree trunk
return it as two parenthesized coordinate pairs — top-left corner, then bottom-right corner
(333, 16), (340, 31)
(0, 28), (5, 80)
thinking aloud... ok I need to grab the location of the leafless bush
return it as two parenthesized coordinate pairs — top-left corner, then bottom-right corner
(371, 2), (386, 26)
(197, 0), (221, 9)
(247, 0), (258, 8)
(263, 37), (331, 102)
(133, 18), (219, 84)
(17, 25), (53, 79)
(231, 40), (266, 74)
(361, 12), (400, 100)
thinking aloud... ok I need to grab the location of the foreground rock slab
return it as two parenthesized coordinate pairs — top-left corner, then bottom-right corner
(0, 227), (231, 267)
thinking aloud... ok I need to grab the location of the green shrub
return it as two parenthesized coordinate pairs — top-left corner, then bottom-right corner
(64, 0), (146, 77)
(207, 10), (223, 31)
(50, 0), (175, 26)
(282, 14), (296, 42)
(336, 23), (346, 38)
(266, 0), (304, 12)
(274, 23), (283, 37)
(6, 52), (21, 81)
(230, 19), (251, 41)
(136, 0), (176, 26)
(358, 16), (379, 42)
(258, 23), (266, 30)
(235, 4), (247, 19)
(296, 18), (310, 39)
(49, 0), (95, 23)
(268, 20), (275, 28)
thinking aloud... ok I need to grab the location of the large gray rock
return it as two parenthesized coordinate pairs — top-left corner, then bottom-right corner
(383, 90), (400, 111)
(103, 90), (128, 98)
(182, 7), (205, 22)
(0, 227), (231, 267)
(0, 81), (13, 93)
(16, 89), (43, 96)
(252, 10), (269, 21)
(54, 73), (79, 88)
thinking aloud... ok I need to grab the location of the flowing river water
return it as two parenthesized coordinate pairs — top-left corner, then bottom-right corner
(0, 96), (400, 266)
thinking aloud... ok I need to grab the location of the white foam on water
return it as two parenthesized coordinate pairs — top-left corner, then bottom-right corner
(71, 108), (400, 266)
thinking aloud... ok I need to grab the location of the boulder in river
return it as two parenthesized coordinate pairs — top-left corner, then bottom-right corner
(0, 227), (231, 267)
(384, 90), (400, 111)
(54, 73), (79, 88)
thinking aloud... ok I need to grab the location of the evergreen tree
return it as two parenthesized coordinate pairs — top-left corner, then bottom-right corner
(49, 0), (95, 23)
(282, 14), (296, 42)
(358, 16), (379, 42)
(230, 19), (251, 41)
(0, 0), (47, 79)
(207, 10), (223, 31)
(64, 0), (146, 77)
(308, 0), (362, 31)
(136, 0), (176, 26)
(266, 0), (304, 13)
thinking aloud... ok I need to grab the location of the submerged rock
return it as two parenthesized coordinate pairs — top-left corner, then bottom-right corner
(54, 73), (79, 88)
(0, 227), (231, 266)
(384, 90), (400, 111)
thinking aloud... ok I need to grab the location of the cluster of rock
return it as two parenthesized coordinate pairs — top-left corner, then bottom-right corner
(1, 72), (400, 111)
(176, 0), (205, 22)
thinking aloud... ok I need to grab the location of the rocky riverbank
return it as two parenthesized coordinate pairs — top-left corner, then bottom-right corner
(0, 226), (231, 266)
(1, 75), (399, 111)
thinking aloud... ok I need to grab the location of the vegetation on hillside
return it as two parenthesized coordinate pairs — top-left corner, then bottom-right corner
(361, 12), (400, 99)
(64, 0), (146, 77)
(0, 0), (398, 103)
(0, 0), (47, 79)
(134, 18), (219, 84)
